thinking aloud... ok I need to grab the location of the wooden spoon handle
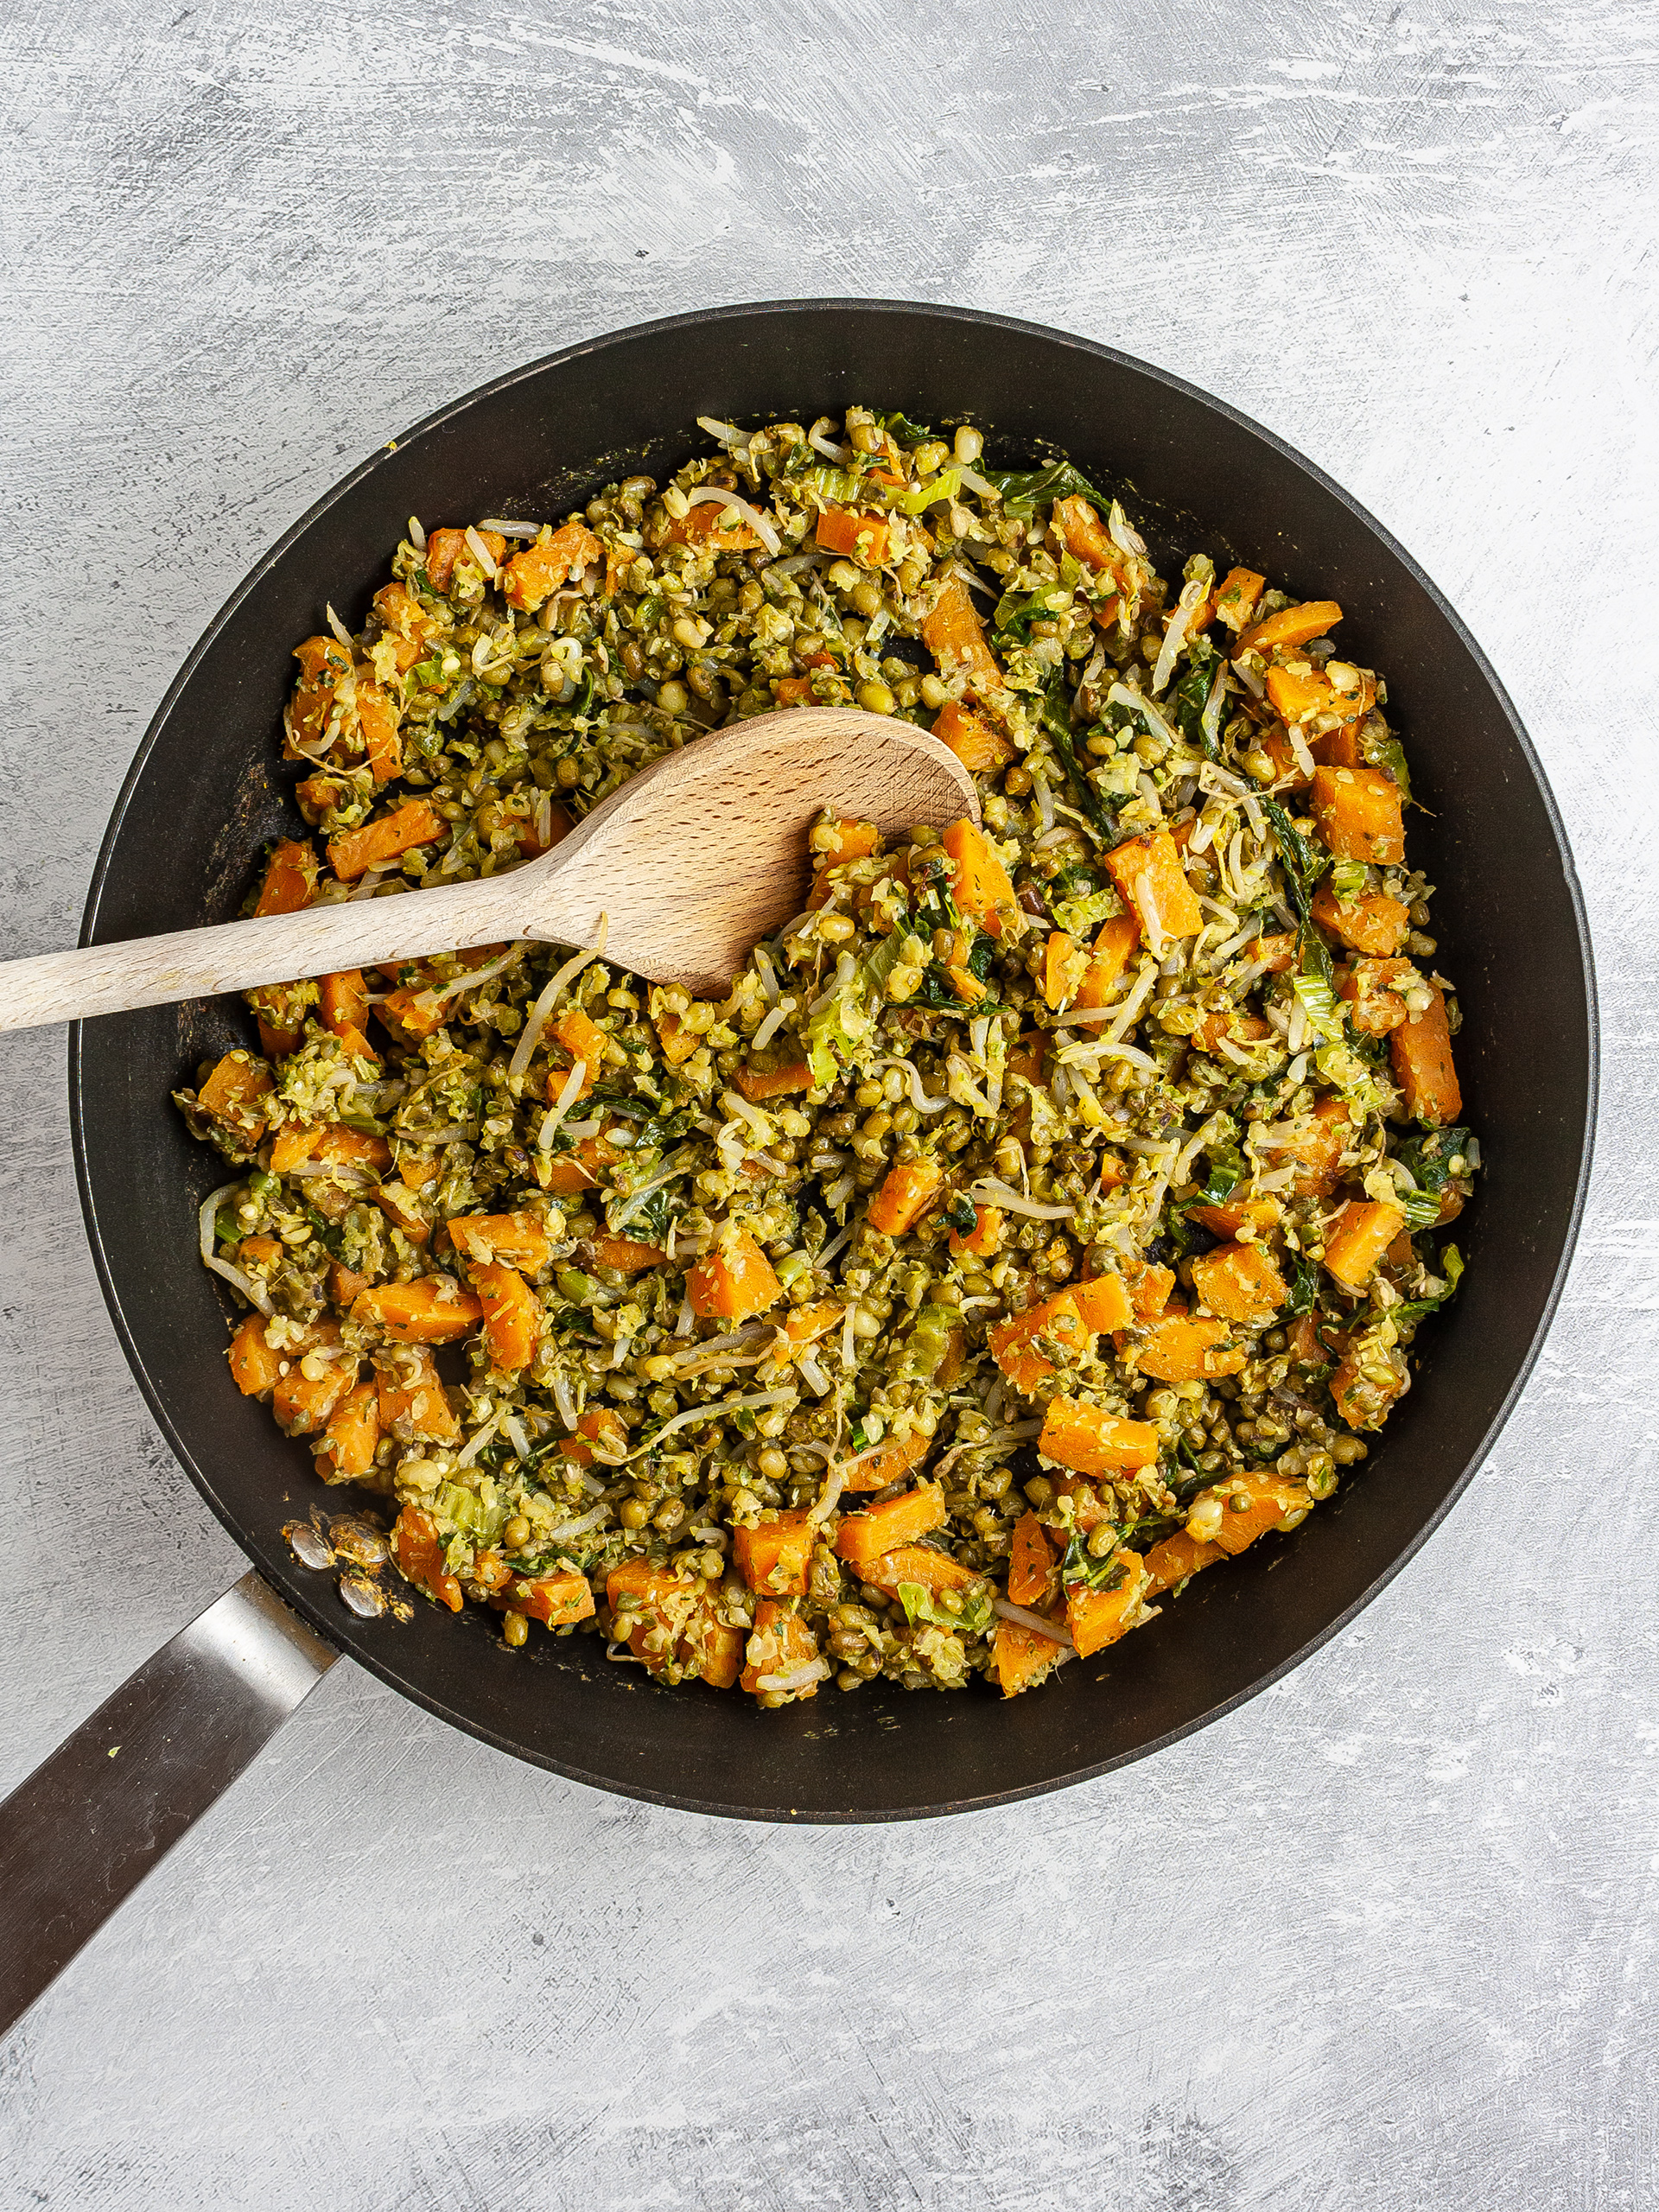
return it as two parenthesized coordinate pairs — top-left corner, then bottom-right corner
(0, 874), (540, 1033)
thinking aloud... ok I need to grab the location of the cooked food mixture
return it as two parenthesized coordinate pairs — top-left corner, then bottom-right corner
(177, 404), (1475, 1704)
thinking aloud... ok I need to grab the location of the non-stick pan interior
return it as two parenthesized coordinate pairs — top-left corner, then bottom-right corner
(72, 302), (1594, 1819)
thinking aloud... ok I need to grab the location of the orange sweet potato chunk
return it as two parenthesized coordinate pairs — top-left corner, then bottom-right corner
(1310, 766), (1404, 866)
(254, 838), (320, 917)
(1191, 1243), (1288, 1323)
(867, 1158), (944, 1236)
(1038, 1395), (1160, 1473)
(327, 798), (446, 882)
(941, 819), (1018, 938)
(1066, 1550), (1148, 1658)
(353, 1279), (483, 1343)
(1105, 830), (1203, 943)
(933, 699), (1013, 772)
(1144, 1530), (1225, 1595)
(1311, 879), (1410, 956)
(1131, 1314), (1246, 1382)
(1391, 984), (1462, 1125)
(469, 1262), (541, 1372)
(392, 1504), (462, 1611)
(734, 1510), (816, 1597)
(922, 577), (1002, 694)
(688, 1227), (782, 1320)
(1323, 1200), (1408, 1290)
(834, 1482), (947, 1570)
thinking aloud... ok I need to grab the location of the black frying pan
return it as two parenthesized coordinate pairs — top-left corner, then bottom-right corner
(0, 301), (1595, 2029)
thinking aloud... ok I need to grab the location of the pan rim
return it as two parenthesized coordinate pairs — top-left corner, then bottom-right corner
(68, 296), (1599, 1821)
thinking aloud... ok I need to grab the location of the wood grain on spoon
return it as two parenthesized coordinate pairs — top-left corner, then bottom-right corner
(0, 707), (980, 1031)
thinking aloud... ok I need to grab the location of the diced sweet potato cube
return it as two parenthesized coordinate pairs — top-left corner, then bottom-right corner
(816, 506), (891, 565)
(867, 1158), (944, 1236)
(500, 522), (602, 612)
(1066, 1550), (1149, 1657)
(1105, 829), (1203, 944)
(353, 1279), (482, 1343)
(423, 525), (507, 591)
(1212, 567), (1266, 634)
(1052, 495), (1118, 571)
(1323, 1199), (1408, 1290)
(834, 1482), (947, 1570)
(354, 678), (401, 784)
(505, 1571), (595, 1628)
(687, 1228), (782, 1320)
(1205, 1472), (1311, 1555)
(1332, 1337), (1410, 1432)
(864, 1545), (986, 1604)
(1038, 1395), (1159, 1473)
(949, 1204), (1003, 1259)
(1311, 879), (1409, 956)
(327, 798), (446, 882)
(198, 1052), (274, 1142)
(734, 1056), (814, 1102)
(254, 838), (320, 917)
(741, 1601), (820, 1700)
(734, 1510), (816, 1597)
(1191, 1242), (1288, 1323)
(1131, 1314), (1246, 1382)
(1391, 984), (1462, 1125)
(1310, 766), (1404, 866)
(922, 577), (1002, 695)
(1189, 1197), (1281, 1239)
(992, 1614), (1066, 1698)
(1236, 600), (1343, 656)
(273, 1328), (359, 1435)
(1258, 1096), (1351, 1197)
(941, 818), (1018, 938)
(933, 699), (1013, 772)
(1338, 957), (1412, 1035)
(1007, 1512), (1058, 1607)
(1070, 1274), (1133, 1332)
(665, 501), (760, 552)
(679, 1599), (747, 1690)
(228, 1313), (283, 1397)
(318, 1378), (380, 1480)
(988, 1294), (1090, 1394)
(585, 1232), (665, 1276)
(376, 1348), (458, 1442)
(840, 1426), (931, 1494)
(446, 1211), (552, 1271)
(392, 1504), (462, 1611)
(1124, 1262), (1175, 1319)
(1144, 1530), (1225, 1595)
(469, 1262), (541, 1372)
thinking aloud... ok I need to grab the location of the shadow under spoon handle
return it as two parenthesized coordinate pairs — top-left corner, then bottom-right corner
(0, 873), (531, 1033)
(0, 1572), (339, 2040)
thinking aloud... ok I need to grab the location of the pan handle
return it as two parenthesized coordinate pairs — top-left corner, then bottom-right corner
(0, 1570), (337, 2038)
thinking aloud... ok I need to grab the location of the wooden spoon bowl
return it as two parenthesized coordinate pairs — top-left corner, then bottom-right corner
(0, 707), (978, 1028)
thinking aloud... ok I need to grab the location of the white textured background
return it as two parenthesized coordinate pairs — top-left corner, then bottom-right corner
(3, 2), (1657, 2205)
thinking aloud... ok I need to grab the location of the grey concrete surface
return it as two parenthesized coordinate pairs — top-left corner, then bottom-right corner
(2, 0), (1656, 2204)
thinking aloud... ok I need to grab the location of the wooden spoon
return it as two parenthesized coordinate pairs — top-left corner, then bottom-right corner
(0, 707), (979, 1031)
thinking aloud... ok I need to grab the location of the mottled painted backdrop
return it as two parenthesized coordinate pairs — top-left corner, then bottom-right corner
(2, 1), (1656, 2205)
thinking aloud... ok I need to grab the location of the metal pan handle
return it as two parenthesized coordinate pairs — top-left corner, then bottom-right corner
(0, 1571), (337, 2037)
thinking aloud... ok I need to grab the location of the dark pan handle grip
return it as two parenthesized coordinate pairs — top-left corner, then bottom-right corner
(0, 1571), (337, 2037)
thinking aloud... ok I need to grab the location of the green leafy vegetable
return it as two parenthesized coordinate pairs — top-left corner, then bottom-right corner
(1060, 1529), (1125, 1590)
(896, 1580), (994, 1637)
(1390, 1243), (1465, 1325)
(1171, 638), (1220, 759)
(979, 460), (1110, 520)
(1042, 676), (1117, 838)
(1261, 797), (1330, 926)
(1284, 1253), (1319, 1317)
